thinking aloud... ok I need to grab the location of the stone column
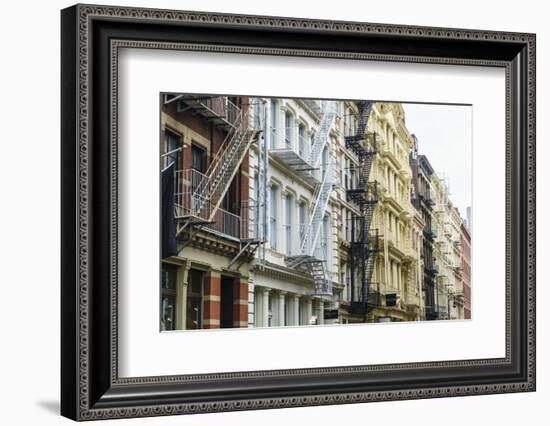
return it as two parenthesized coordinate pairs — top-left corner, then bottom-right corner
(306, 297), (313, 325)
(254, 287), (263, 327)
(317, 299), (325, 325)
(278, 292), (286, 327)
(293, 295), (300, 326)
(262, 288), (271, 327)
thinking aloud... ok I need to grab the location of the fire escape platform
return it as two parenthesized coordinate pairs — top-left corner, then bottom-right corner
(346, 189), (379, 205)
(270, 149), (319, 187)
(174, 213), (213, 225)
(286, 253), (324, 268)
(345, 133), (377, 156)
(181, 98), (235, 131)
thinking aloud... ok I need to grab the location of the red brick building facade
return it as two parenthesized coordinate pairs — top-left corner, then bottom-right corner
(160, 95), (256, 331)
(460, 223), (472, 319)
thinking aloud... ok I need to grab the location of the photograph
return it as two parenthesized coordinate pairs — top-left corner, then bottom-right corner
(159, 95), (472, 330)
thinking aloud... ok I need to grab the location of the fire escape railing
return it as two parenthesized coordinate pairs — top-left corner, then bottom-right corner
(177, 96), (259, 224)
(285, 101), (337, 298)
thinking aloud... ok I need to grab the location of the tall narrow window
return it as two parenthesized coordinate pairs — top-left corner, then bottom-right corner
(285, 193), (293, 255)
(321, 215), (331, 266)
(162, 130), (181, 170)
(344, 157), (349, 190)
(284, 111), (293, 149)
(160, 264), (178, 331)
(186, 269), (203, 330)
(269, 185), (278, 250)
(270, 99), (278, 149)
(299, 201), (306, 241)
(298, 124), (306, 157)
(321, 146), (328, 179)
(190, 144), (207, 200)
(191, 144), (206, 173)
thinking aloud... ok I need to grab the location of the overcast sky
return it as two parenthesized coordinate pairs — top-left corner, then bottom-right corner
(401, 103), (472, 220)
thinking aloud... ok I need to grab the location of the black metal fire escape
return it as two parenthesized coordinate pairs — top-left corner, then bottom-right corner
(345, 101), (380, 316)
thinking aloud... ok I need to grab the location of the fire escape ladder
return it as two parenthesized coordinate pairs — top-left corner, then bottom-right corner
(307, 101), (337, 169)
(287, 161), (335, 297)
(300, 161), (334, 256)
(286, 101), (337, 298)
(308, 259), (332, 297)
(346, 100), (381, 315)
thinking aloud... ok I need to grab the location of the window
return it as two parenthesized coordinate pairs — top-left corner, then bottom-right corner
(344, 107), (356, 137)
(284, 111), (293, 149)
(186, 269), (203, 330)
(321, 146), (328, 179)
(284, 193), (294, 255)
(344, 157), (350, 190)
(160, 264), (178, 331)
(298, 201), (306, 241)
(162, 130), (181, 170)
(346, 209), (351, 241)
(298, 124), (306, 157)
(321, 215), (331, 266)
(346, 264), (352, 300)
(270, 99), (278, 149)
(191, 144), (206, 173)
(269, 185), (278, 250)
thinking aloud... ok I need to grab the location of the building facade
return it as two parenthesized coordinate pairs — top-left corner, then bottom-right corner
(410, 146), (439, 320)
(160, 95), (468, 329)
(160, 95), (258, 330)
(431, 176), (465, 320)
(338, 102), (423, 323)
(461, 222), (472, 319)
(247, 97), (336, 327)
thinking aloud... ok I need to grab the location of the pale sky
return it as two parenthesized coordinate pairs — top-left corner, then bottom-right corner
(402, 103), (472, 220)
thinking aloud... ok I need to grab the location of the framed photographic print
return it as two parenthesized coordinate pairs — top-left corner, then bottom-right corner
(61, 3), (536, 421)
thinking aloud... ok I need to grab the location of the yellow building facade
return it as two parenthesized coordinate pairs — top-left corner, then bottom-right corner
(337, 102), (423, 322)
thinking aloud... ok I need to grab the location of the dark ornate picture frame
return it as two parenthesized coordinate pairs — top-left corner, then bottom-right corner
(61, 4), (536, 421)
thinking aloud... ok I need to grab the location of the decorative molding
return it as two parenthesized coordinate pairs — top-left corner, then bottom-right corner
(70, 4), (535, 420)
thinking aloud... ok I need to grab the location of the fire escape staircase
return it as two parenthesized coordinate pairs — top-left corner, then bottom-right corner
(175, 97), (260, 246)
(286, 101), (337, 298)
(345, 101), (381, 314)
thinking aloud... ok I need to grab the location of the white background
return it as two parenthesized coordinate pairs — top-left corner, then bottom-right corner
(0, 0), (546, 425)
(119, 49), (504, 377)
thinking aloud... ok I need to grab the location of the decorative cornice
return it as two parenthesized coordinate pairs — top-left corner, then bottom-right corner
(252, 260), (314, 286)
